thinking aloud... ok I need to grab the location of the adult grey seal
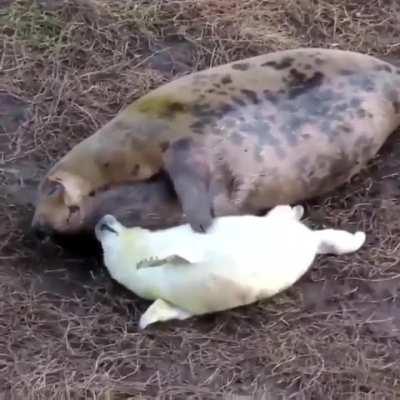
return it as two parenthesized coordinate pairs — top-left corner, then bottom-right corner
(31, 48), (400, 237)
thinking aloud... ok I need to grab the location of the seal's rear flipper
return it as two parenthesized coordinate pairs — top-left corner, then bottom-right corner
(137, 254), (193, 269)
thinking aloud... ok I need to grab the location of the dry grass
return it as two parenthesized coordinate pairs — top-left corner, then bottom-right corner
(2, 0), (400, 399)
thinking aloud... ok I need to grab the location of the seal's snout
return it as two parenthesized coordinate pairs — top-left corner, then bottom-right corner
(31, 217), (55, 241)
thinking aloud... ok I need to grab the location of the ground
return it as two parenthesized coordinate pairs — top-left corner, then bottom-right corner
(2, 0), (400, 399)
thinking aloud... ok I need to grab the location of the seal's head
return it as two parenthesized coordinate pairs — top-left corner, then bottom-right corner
(31, 172), (184, 240)
(31, 173), (83, 239)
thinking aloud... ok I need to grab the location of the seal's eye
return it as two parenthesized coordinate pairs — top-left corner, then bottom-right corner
(69, 205), (79, 214)
(47, 181), (63, 197)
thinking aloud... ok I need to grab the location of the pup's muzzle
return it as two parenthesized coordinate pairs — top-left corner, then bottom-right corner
(95, 215), (119, 238)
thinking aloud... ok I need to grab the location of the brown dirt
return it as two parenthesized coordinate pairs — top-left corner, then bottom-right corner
(2, 0), (400, 399)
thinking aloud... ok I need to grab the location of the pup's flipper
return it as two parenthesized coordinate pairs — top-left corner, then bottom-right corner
(315, 229), (366, 255)
(139, 298), (193, 329)
(137, 254), (192, 269)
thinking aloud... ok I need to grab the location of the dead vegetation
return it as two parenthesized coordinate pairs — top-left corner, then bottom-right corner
(2, 0), (400, 399)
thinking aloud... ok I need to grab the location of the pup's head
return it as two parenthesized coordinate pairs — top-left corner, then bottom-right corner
(94, 214), (127, 264)
(95, 214), (147, 268)
(95, 214), (124, 244)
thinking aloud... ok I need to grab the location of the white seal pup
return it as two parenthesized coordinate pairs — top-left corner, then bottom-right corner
(95, 205), (366, 329)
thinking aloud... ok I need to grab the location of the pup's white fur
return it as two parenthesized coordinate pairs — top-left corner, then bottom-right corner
(95, 205), (366, 329)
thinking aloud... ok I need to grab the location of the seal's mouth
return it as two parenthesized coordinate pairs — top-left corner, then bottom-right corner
(99, 223), (118, 235)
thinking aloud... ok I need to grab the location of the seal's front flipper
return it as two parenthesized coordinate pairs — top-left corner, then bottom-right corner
(163, 138), (214, 233)
(139, 298), (193, 329)
(137, 254), (193, 269)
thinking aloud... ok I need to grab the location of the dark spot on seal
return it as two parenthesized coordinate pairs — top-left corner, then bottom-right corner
(280, 115), (309, 145)
(103, 162), (110, 168)
(232, 63), (251, 71)
(221, 75), (233, 85)
(191, 103), (214, 118)
(214, 83), (222, 89)
(68, 205), (79, 213)
(131, 164), (141, 176)
(304, 64), (312, 70)
(357, 109), (367, 118)
(137, 97), (188, 118)
(263, 90), (279, 104)
(349, 98), (362, 109)
(384, 85), (400, 113)
(217, 91), (228, 96)
(190, 120), (206, 134)
(261, 57), (294, 70)
(374, 64), (393, 73)
(88, 190), (95, 197)
(287, 72), (324, 98)
(168, 102), (186, 114)
(289, 68), (307, 83)
(314, 57), (325, 65)
(333, 103), (348, 113)
(338, 124), (353, 134)
(231, 96), (246, 107)
(160, 141), (170, 152)
(231, 132), (244, 145)
(340, 69), (354, 76)
(207, 89), (215, 94)
(170, 137), (193, 154)
(349, 75), (375, 92)
(237, 118), (285, 158)
(223, 118), (237, 129)
(219, 103), (236, 114)
(302, 133), (311, 140)
(240, 89), (259, 104)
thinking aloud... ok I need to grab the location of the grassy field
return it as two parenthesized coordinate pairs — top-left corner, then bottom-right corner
(2, 0), (400, 398)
